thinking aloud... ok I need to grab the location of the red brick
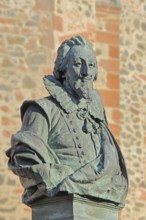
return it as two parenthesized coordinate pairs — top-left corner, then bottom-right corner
(87, 21), (96, 32)
(42, 67), (52, 76)
(3, 130), (11, 138)
(107, 74), (119, 89)
(96, 13), (119, 23)
(0, 24), (18, 34)
(106, 21), (119, 33)
(2, 116), (10, 125)
(13, 188), (23, 194)
(96, 31), (119, 44)
(0, 18), (17, 24)
(112, 110), (121, 122)
(21, 27), (32, 33)
(17, 64), (28, 71)
(142, 97), (146, 104)
(96, 4), (121, 14)
(59, 32), (96, 44)
(99, 59), (119, 72)
(109, 123), (121, 137)
(81, 32), (96, 43)
(39, 16), (52, 32)
(0, 26), (10, 32)
(99, 89), (119, 108)
(59, 34), (77, 43)
(1, 105), (9, 112)
(31, 92), (37, 99)
(24, 207), (31, 212)
(39, 34), (54, 49)
(15, 91), (24, 101)
(109, 46), (119, 58)
(138, 74), (146, 82)
(139, 189), (146, 201)
(53, 14), (63, 32)
(96, 12), (108, 19)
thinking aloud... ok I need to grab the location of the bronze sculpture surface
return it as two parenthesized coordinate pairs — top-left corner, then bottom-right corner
(6, 36), (128, 207)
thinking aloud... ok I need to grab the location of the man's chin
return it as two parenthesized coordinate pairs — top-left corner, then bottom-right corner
(73, 81), (93, 101)
(76, 90), (93, 101)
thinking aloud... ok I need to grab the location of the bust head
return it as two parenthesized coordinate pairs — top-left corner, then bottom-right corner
(53, 36), (98, 100)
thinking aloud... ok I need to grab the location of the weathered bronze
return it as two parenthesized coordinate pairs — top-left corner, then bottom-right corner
(6, 36), (128, 209)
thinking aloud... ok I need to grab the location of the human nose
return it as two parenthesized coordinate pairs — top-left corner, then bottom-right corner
(80, 63), (89, 78)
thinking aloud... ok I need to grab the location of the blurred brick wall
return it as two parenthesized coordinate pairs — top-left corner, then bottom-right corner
(0, 0), (146, 220)
(119, 1), (146, 220)
(0, 1), (56, 219)
(95, 2), (121, 142)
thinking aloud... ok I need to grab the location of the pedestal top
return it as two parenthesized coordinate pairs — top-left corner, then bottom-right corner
(32, 194), (120, 220)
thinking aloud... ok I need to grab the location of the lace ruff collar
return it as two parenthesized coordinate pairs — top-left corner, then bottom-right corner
(43, 75), (104, 121)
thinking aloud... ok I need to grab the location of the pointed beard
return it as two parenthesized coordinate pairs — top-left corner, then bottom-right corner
(74, 79), (93, 101)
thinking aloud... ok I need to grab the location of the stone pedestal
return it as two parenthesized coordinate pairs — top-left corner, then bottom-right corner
(31, 194), (120, 220)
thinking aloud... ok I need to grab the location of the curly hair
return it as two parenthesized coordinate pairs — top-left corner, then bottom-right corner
(53, 36), (97, 82)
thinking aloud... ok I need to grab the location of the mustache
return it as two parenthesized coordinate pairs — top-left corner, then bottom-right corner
(75, 79), (93, 88)
(80, 75), (93, 81)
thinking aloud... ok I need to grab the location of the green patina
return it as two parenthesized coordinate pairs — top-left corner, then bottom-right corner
(6, 36), (128, 208)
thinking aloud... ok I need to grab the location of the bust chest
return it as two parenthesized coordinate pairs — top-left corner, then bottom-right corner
(48, 107), (102, 170)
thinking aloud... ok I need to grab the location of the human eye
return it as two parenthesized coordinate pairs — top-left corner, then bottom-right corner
(74, 60), (82, 67)
(89, 62), (95, 68)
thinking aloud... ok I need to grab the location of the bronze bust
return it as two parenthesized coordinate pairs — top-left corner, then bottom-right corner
(6, 36), (128, 207)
